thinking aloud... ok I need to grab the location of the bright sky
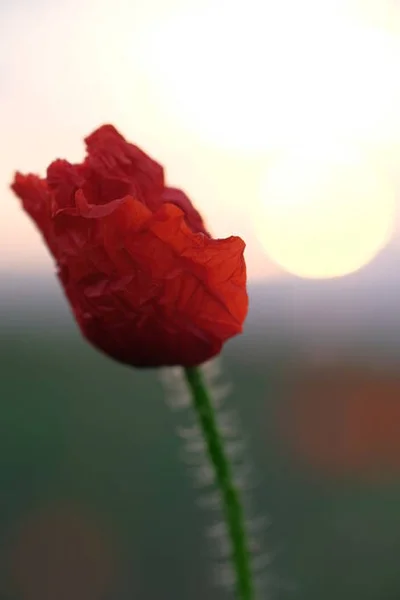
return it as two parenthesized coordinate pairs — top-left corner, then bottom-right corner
(1, 0), (400, 280)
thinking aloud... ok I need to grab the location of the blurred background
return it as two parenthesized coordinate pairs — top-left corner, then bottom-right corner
(2, 0), (400, 598)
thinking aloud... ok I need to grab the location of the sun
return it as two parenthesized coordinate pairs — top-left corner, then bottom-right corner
(135, 0), (400, 280)
(254, 145), (396, 279)
(130, 0), (400, 280)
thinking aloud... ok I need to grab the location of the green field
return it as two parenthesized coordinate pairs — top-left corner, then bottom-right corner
(1, 317), (400, 600)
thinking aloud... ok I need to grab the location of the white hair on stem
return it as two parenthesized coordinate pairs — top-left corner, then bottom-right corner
(160, 357), (271, 598)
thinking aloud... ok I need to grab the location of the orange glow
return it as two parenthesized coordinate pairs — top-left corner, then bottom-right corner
(7, 504), (116, 600)
(279, 365), (400, 481)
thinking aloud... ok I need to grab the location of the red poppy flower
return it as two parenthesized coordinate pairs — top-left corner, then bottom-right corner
(11, 125), (248, 367)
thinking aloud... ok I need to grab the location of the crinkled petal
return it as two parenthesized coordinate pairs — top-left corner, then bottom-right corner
(82, 124), (165, 210)
(10, 124), (248, 368)
(55, 192), (247, 367)
(46, 159), (85, 211)
(11, 172), (55, 251)
(162, 187), (209, 235)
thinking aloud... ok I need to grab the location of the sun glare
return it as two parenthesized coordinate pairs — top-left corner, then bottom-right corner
(254, 145), (396, 279)
(3, 0), (400, 279)
(138, 0), (400, 154)
(136, 0), (400, 279)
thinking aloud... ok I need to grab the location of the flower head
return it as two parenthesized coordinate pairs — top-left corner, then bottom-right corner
(11, 125), (248, 367)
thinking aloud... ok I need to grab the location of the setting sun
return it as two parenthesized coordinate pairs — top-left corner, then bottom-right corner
(254, 145), (396, 279)
(134, 0), (400, 279)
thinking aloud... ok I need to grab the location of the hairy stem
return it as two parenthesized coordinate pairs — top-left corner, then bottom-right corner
(184, 366), (255, 599)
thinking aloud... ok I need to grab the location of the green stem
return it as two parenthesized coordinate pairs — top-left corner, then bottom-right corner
(184, 366), (255, 600)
